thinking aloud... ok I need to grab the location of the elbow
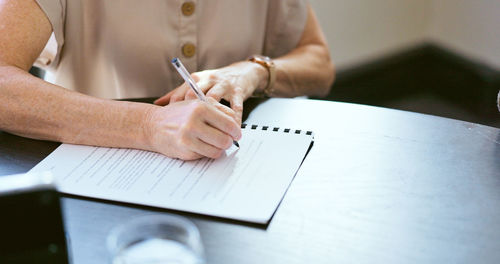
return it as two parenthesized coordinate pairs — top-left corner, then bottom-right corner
(311, 42), (335, 98)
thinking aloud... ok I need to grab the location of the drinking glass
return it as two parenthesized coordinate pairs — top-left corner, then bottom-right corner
(107, 214), (205, 264)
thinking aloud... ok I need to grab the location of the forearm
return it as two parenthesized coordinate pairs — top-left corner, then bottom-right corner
(272, 43), (334, 98)
(0, 65), (155, 150)
(252, 4), (335, 98)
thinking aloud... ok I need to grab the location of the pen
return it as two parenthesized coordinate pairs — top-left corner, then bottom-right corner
(171, 57), (240, 148)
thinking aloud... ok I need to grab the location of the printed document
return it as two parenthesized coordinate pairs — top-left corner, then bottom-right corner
(29, 126), (313, 223)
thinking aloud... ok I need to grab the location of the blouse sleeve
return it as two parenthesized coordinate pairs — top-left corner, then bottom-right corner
(264, 0), (308, 58)
(34, 0), (66, 69)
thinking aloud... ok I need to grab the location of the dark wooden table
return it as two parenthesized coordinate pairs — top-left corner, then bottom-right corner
(2, 98), (500, 263)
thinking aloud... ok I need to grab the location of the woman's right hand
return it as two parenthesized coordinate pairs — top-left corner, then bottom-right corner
(144, 98), (241, 160)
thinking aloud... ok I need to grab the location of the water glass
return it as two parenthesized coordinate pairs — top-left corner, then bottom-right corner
(107, 214), (205, 264)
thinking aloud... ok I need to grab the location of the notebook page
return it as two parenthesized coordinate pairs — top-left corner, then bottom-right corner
(29, 126), (313, 223)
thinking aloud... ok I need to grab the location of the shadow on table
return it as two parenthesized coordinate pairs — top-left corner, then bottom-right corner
(0, 132), (60, 176)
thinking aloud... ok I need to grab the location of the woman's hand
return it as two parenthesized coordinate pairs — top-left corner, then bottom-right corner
(154, 61), (268, 124)
(145, 98), (241, 160)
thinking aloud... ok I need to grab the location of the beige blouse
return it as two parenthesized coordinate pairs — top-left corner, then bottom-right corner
(34, 0), (307, 99)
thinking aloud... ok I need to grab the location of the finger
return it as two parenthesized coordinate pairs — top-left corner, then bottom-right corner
(194, 79), (215, 98)
(176, 122), (223, 160)
(193, 120), (234, 150)
(185, 72), (218, 101)
(184, 82), (214, 100)
(177, 150), (204, 161)
(154, 91), (174, 106)
(206, 97), (238, 122)
(191, 73), (200, 82)
(189, 137), (225, 159)
(184, 74), (202, 100)
(205, 82), (227, 102)
(169, 83), (191, 103)
(203, 103), (242, 141)
(230, 92), (244, 125)
(155, 82), (191, 105)
(185, 88), (198, 100)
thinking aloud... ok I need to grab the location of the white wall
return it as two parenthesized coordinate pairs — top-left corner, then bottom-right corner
(311, 0), (500, 71)
(310, 0), (431, 69)
(428, 0), (500, 69)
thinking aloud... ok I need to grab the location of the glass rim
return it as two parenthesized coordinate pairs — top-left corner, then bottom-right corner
(106, 213), (202, 256)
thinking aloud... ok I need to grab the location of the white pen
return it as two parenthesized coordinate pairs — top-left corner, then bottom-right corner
(171, 57), (240, 148)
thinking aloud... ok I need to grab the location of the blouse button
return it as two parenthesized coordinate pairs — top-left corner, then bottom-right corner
(181, 2), (195, 16)
(182, 43), (196, 58)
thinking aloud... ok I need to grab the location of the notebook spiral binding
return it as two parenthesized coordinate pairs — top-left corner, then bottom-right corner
(241, 123), (314, 136)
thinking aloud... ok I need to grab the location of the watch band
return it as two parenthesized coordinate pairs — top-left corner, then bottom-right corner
(248, 55), (276, 97)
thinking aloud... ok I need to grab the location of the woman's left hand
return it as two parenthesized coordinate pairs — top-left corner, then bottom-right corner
(154, 61), (267, 124)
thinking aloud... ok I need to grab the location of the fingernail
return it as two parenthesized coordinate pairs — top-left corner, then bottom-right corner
(235, 130), (242, 140)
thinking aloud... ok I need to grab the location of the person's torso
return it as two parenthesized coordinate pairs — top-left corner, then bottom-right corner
(36, 0), (307, 99)
(57, 0), (268, 99)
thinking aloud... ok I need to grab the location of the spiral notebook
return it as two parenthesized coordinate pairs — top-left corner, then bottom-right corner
(29, 124), (314, 224)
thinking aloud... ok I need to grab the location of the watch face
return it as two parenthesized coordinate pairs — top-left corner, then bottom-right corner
(254, 55), (271, 63)
(251, 55), (273, 67)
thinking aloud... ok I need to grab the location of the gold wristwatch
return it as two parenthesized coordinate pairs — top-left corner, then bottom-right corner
(248, 55), (276, 97)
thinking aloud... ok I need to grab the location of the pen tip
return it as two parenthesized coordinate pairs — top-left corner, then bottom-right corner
(172, 58), (178, 63)
(234, 141), (240, 148)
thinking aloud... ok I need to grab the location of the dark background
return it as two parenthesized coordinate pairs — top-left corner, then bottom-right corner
(312, 43), (500, 128)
